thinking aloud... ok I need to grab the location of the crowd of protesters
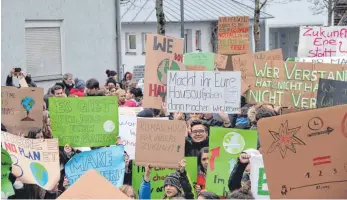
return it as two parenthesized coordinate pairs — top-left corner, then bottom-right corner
(2, 68), (281, 199)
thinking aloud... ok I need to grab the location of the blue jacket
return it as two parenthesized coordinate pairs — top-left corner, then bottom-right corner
(139, 177), (151, 199)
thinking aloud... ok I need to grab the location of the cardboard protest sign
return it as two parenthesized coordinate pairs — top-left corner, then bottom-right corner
(119, 115), (137, 159)
(19, 76), (29, 87)
(214, 53), (228, 69)
(119, 107), (144, 116)
(132, 157), (197, 199)
(184, 52), (214, 71)
(298, 26), (347, 57)
(133, 65), (145, 82)
(166, 71), (241, 113)
(1, 86), (43, 136)
(250, 154), (270, 199)
(218, 16), (250, 54)
(232, 49), (283, 80)
(135, 118), (186, 168)
(143, 34), (185, 109)
(258, 104), (347, 198)
(58, 170), (130, 199)
(316, 78), (347, 108)
(233, 60), (347, 108)
(206, 128), (258, 196)
(1, 147), (15, 197)
(296, 57), (347, 65)
(65, 146), (125, 187)
(49, 96), (118, 147)
(1, 131), (60, 190)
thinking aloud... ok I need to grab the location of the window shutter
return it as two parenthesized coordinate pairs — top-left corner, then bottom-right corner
(25, 27), (62, 77)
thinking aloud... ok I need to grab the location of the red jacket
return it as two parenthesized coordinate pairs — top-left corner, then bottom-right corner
(123, 99), (137, 107)
(69, 88), (85, 97)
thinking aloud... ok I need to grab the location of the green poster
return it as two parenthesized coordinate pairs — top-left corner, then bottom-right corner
(206, 128), (258, 196)
(132, 157), (197, 199)
(1, 147), (14, 197)
(184, 52), (215, 71)
(49, 96), (119, 147)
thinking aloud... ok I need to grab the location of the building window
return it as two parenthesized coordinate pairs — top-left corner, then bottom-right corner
(25, 20), (63, 78)
(126, 33), (137, 54)
(195, 30), (201, 51)
(142, 33), (148, 54)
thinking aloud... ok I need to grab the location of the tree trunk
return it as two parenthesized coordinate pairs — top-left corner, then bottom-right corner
(156, 0), (166, 35)
(327, 0), (333, 26)
(254, 0), (261, 52)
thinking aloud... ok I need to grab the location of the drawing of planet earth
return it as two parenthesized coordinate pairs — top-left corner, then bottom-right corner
(157, 59), (181, 86)
(223, 132), (245, 154)
(103, 120), (116, 133)
(30, 162), (48, 186)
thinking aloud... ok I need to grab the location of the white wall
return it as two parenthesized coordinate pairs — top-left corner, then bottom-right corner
(121, 22), (214, 74)
(1, 0), (117, 91)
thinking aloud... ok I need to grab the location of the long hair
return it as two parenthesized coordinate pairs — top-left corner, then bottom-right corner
(198, 147), (209, 174)
(42, 111), (52, 139)
(27, 127), (42, 139)
(119, 185), (137, 199)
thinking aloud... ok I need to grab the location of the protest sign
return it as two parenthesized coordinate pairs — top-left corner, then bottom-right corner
(258, 104), (347, 198)
(132, 157), (197, 199)
(119, 115), (137, 159)
(1, 131), (60, 190)
(295, 57), (347, 65)
(1, 147), (15, 197)
(143, 34), (185, 109)
(65, 146), (125, 187)
(133, 65), (145, 82)
(166, 71), (241, 113)
(316, 78), (347, 108)
(58, 170), (130, 199)
(214, 53), (228, 69)
(218, 16), (250, 54)
(233, 59), (347, 108)
(1, 86), (43, 136)
(119, 107), (143, 116)
(250, 154), (270, 199)
(49, 96), (118, 147)
(298, 26), (347, 57)
(184, 52), (214, 71)
(135, 118), (186, 168)
(206, 128), (258, 196)
(232, 49), (283, 80)
(19, 76), (28, 87)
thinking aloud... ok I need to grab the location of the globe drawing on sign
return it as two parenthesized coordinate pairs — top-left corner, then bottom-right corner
(30, 162), (48, 186)
(103, 120), (116, 133)
(21, 97), (35, 121)
(157, 58), (181, 86)
(223, 132), (246, 154)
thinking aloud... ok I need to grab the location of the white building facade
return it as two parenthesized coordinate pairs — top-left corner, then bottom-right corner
(1, 0), (119, 90)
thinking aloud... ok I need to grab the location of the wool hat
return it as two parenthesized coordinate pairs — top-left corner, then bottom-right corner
(164, 172), (183, 192)
(74, 78), (85, 89)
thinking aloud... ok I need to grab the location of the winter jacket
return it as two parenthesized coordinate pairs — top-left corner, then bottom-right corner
(203, 117), (224, 127)
(184, 137), (209, 157)
(228, 160), (248, 192)
(124, 99), (137, 107)
(178, 170), (194, 199)
(123, 160), (133, 185)
(197, 170), (206, 191)
(139, 178), (151, 200)
(69, 88), (85, 97)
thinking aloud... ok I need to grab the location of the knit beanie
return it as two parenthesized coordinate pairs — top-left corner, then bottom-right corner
(74, 78), (85, 89)
(164, 172), (183, 192)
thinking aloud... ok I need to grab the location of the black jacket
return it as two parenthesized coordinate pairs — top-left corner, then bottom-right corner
(6, 75), (37, 87)
(184, 137), (209, 157)
(62, 81), (74, 96)
(228, 160), (247, 192)
(179, 170), (194, 199)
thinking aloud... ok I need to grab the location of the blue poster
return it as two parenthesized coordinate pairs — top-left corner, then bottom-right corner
(65, 146), (125, 187)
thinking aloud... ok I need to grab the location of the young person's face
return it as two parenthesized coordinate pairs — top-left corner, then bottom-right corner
(118, 91), (126, 103)
(201, 152), (209, 171)
(65, 76), (73, 85)
(105, 90), (111, 96)
(54, 89), (64, 97)
(87, 88), (99, 95)
(165, 185), (178, 197)
(115, 83), (120, 90)
(110, 88), (117, 96)
(107, 82), (116, 89)
(126, 74), (131, 80)
(190, 113), (203, 120)
(203, 113), (213, 120)
(126, 90), (133, 100)
(190, 124), (208, 143)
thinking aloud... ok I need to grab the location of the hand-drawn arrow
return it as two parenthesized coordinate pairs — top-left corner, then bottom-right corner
(210, 147), (220, 171)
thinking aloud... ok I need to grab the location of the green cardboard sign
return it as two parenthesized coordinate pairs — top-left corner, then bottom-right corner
(132, 157), (197, 199)
(206, 128), (258, 196)
(1, 147), (14, 197)
(286, 57), (295, 62)
(49, 96), (119, 147)
(184, 52), (215, 71)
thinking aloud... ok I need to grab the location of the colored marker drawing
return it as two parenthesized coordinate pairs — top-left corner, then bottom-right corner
(267, 121), (305, 159)
(21, 97), (35, 121)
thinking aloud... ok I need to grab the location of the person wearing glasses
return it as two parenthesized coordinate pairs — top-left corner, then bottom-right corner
(185, 120), (210, 157)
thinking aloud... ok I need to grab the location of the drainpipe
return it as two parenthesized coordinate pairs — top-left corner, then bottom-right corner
(115, 0), (122, 82)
